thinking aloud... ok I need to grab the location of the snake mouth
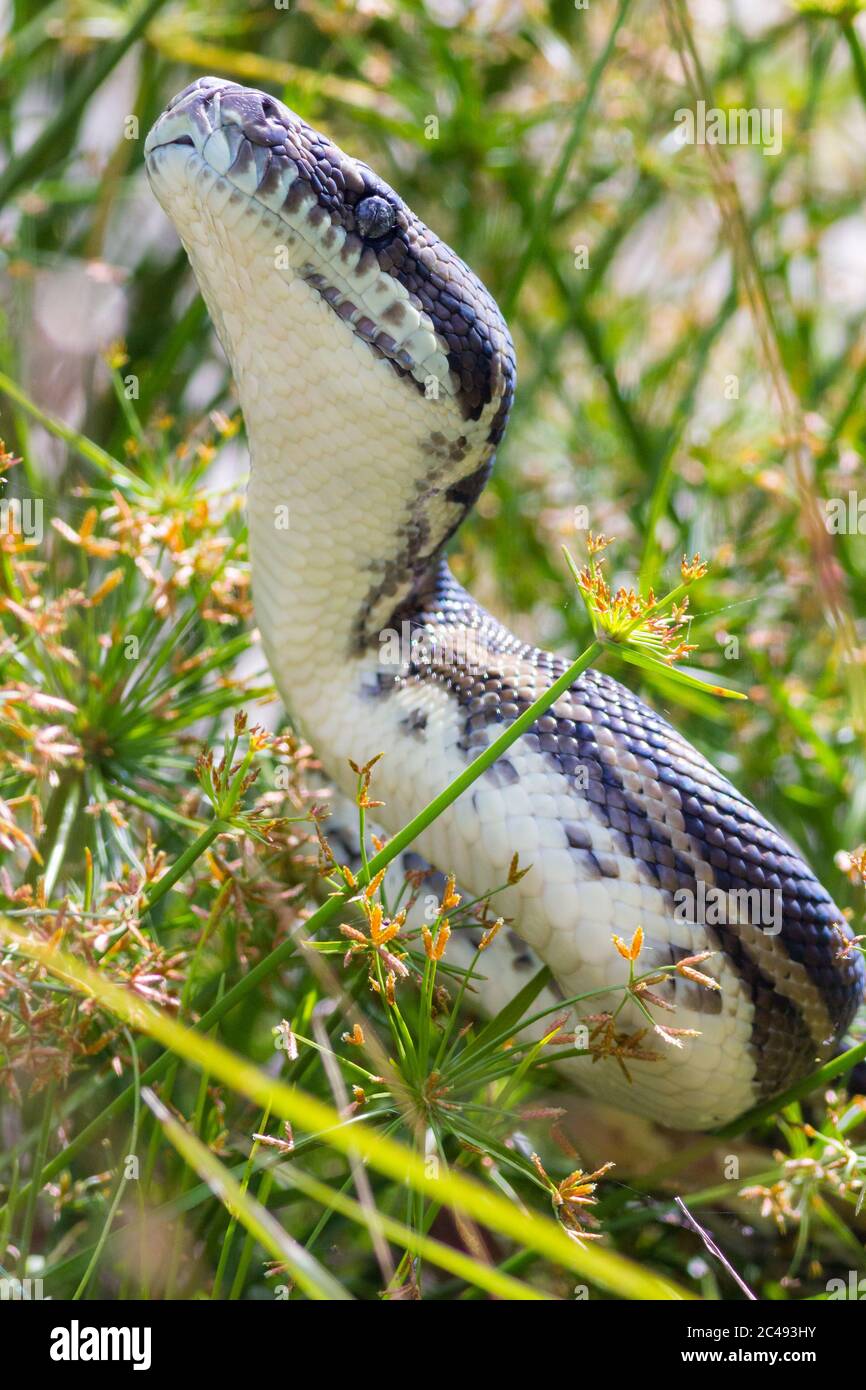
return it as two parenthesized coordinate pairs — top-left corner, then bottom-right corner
(147, 133), (195, 151)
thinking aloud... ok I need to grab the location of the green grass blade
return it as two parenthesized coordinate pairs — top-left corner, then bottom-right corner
(3, 923), (694, 1301)
(142, 1087), (351, 1300)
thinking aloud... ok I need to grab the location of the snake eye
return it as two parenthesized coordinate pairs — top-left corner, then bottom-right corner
(355, 194), (396, 240)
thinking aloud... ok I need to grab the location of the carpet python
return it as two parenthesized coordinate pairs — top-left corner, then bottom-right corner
(145, 78), (864, 1129)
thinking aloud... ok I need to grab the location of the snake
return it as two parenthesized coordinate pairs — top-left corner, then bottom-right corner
(144, 77), (864, 1131)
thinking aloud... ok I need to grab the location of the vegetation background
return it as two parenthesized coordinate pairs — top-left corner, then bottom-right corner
(1, 0), (866, 1301)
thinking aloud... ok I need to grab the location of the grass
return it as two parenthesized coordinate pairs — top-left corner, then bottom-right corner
(1, 0), (866, 1301)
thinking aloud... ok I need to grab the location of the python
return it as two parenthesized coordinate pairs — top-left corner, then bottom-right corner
(145, 77), (863, 1131)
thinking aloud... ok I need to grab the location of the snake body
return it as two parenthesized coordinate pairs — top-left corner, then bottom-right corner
(145, 78), (864, 1129)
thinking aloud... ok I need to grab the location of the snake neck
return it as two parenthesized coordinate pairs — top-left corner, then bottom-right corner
(244, 388), (489, 710)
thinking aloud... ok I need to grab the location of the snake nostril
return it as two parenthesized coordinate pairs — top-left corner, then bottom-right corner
(217, 90), (285, 147)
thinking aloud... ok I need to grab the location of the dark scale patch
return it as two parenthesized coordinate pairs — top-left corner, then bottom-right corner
(642, 940), (723, 1017)
(565, 822), (592, 851)
(401, 708), (428, 737)
(591, 851), (620, 879)
(360, 670), (399, 697)
(401, 851), (447, 900)
(385, 216), (517, 440)
(484, 757), (518, 787)
(423, 432), (470, 467)
(726, 925), (821, 1098)
(505, 930), (537, 971)
(302, 268), (426, 396)
(348, 453), (478, 649)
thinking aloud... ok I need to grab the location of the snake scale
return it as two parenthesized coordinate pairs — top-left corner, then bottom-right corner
(145, 78), (864, 1130)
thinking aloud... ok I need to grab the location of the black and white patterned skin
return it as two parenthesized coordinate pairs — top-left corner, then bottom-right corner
(145, 78), (864, 1129)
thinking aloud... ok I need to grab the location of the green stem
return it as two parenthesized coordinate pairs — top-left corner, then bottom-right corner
(713, 1036), (866, 1140)
(0, 370), (140, 489)
(41, 778), (83, 901)
(212, 1106), (270, 1300)
(228, 1168), (276, 1299)
(843, 20), (866, 116)
(18, 1080), (57, 1272)
(142, 736), (257, 914)
(502, 0), (633, 317)
(103, 781), (207, 833)
(73, 1030), (141, 1300)
(142, 818), (227, 914)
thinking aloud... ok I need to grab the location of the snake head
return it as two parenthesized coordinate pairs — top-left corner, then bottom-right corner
(145, 77), (515, 445)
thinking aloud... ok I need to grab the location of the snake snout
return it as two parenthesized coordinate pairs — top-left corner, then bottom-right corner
(145, 77), (296, 161)
(212, 85), (291, 148)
